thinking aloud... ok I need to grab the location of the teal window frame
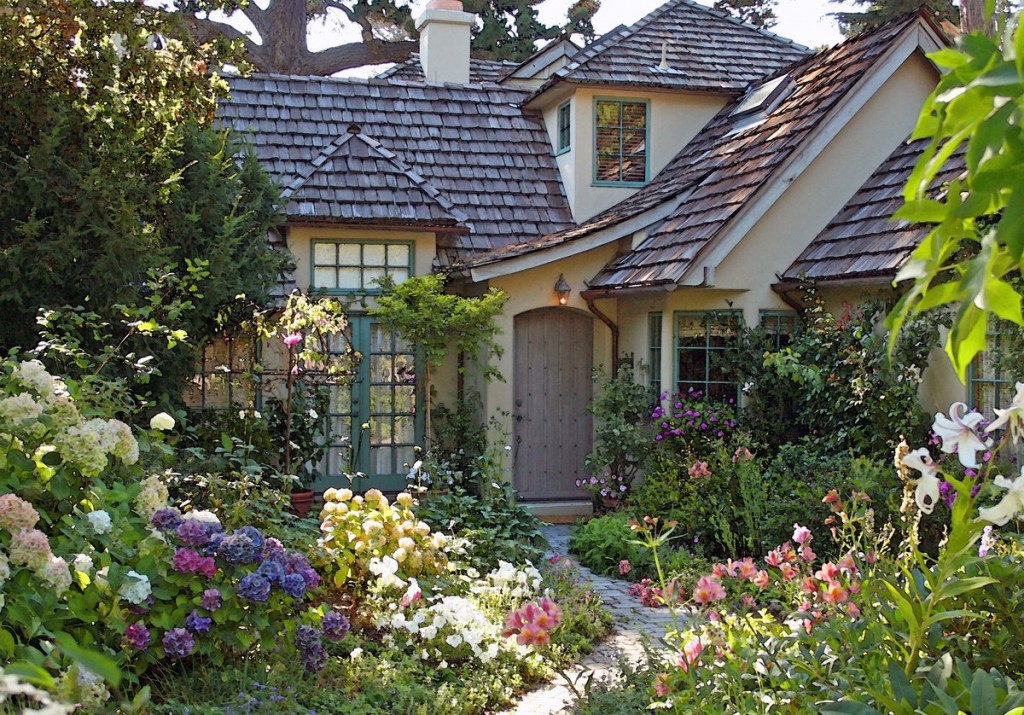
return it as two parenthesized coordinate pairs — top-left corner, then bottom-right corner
(319, 316), (425, 494)
(310, 240), (414, 295)
(555, 101), (571, 155)
(967, 320), (1020, 413)
(648, 312), (663, 397)
(759, 310), (798, 351)
(593, 97), (650, 187)
(673, 310), (743, 402)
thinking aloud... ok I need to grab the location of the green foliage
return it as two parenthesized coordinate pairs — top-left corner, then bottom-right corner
(0, 0), (285, 404)
(729, 295), (941, 458)
(712, 0), (778, 29)
(888, 9), (1024, 379)
(467, 0), (600, 60)
(416, 485), (545, 573)
(830, 0), (958, 37)
(582, 367), (655, 505)
(372, 274), (508, 381)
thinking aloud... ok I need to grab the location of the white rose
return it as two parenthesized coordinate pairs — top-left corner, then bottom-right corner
(149, 412), (175, 431)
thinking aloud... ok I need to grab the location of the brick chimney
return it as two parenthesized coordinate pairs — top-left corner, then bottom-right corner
(415, 0), (474, 84)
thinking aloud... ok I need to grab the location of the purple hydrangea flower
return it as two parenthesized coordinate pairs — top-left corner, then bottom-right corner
(295, 625), (320, 651)
(186, 609), (212, 634)
(124, 622), (151, 651)
(200, 588), (222, 611)
(151, 507), (183, 531)
(300, 643), (327, 673)
(172, 548), (203, 574)
(236, 573), (271, 602)
(176, 520), (209, 547)
(202, 531), (226, 558)
(218, 533), (259, 564)
(280, 573), (307, 599)
(257, 560), (286, 584)
(262, 538), (286, 561)
(235, 525), (264, 550)
(322, 611), (350, 642)
(162, 627), (195, 659)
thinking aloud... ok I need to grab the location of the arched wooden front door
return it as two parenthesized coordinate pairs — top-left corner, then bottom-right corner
(513, 309), (593, 500)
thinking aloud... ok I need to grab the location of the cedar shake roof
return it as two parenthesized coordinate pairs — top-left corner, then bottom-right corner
(781, 138), (966, 282)
(529, 0), (808, 99)
(585, 13), (925, 290)
(281, 128), (467, 226)
(220, 74), (574, 264)
(377, 53), (520, 84)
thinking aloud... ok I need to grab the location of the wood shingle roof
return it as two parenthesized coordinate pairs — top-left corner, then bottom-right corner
(376, 53), (520, 84)
(529, 0), (808, 99)
(781, 137), (966, 282)
(220, 74), (574, 264)
(586, 13), (926, 290)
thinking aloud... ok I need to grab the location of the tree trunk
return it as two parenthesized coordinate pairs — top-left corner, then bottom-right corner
(960, 0), (990, 36)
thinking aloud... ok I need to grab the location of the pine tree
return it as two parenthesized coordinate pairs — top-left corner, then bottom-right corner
(713, 0), (778, 29)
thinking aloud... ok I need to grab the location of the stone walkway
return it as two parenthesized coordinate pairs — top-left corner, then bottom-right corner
(495, 525), (677, 715)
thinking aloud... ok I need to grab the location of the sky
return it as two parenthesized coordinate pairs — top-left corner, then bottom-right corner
(303, 0), (861, 59)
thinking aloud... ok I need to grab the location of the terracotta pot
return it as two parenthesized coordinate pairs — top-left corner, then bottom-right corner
(289, 489), (315, 518)
(601, 496), (621, 509)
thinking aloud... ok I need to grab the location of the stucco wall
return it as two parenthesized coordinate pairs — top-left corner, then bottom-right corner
(713, 51), (938, 309)
(541, 88), (728, 224)
(484, 243), (621, 479)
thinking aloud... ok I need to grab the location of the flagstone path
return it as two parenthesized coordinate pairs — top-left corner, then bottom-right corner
(495, 525), (676, 715)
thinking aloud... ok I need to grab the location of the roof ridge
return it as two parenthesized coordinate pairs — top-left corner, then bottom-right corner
(235, 70), (529, 94)
(672, 0), (808, 52)
(281, 132), (356, 199)
(348, 132), (471, 225)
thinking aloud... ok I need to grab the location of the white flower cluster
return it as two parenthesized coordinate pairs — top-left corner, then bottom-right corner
(54, 418), (139, 476)
(85, 510), (112, 536)
(382, 595), (504, 665)
(134, 474), (169, 520)
(95, 567), (151, 605)
(471, 561), (542, 601)
(57, 666), (110, 709)
(12, 360), (56, 395)
(0, 393), (43, 426)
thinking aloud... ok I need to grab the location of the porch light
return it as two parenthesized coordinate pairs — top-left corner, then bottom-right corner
(554, 274), (571, 305)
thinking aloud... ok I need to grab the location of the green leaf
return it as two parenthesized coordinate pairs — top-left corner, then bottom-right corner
(3, 662), (55, 688)
(53, 633), (122, 687)
(971, 669), (997, 715)
(879, 577), (922, 632)
(0, 628), (14, 658)
(819, 701), (884, 715)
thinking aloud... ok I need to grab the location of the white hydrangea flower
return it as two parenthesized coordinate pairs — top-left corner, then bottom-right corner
(134, 475), (169, 520)
(0, 553), (10, 584)
(182, 510), (221, 527)
(119, 571), (151, 605)
(12, 360), (55, 394)
(37, 555), (72, 594)
(85, 510), (112, 535)
(149, 412), (175, 431)
(72, 553), (94, 574)
(0, 393), (44, 425)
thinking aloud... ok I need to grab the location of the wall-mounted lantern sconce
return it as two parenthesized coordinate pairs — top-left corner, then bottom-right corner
(554, 274), (571, 305)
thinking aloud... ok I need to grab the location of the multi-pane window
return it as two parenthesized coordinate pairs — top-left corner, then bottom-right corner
(648, 312), (663, 397)
(675, 311), (742, 401)
(759, 311), (798, 351)
(969, 320), (1022, 413)
(594, 99), (648, 184)
(184, 338), (259, 411)
(556, 101), (571, 153)
(312, 241), (411, 292)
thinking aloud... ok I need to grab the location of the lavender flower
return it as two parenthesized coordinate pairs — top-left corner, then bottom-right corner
(257, 560), (286, 584)
(200, 588), (222, 611)
(280, 573), (307, 599)
(218, 533), (259, 564)
(322, 611), (350, 641)
(124, 622), (151, 651)
(151, 507), (183, 531)
(236, 573), (271, 602)
(162, 628), (195, 659)
(176, 520), (209, 548)
(186, 610), (213, 634)
(235, 526), (264, 550)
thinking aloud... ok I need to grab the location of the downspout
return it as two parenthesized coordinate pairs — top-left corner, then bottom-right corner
(771, 279), (806, 313)
(583, 293), (620, 376)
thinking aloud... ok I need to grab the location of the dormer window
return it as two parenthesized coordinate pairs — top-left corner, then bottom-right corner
(556, 101), (571, 154)
(594, 98), (649, 186)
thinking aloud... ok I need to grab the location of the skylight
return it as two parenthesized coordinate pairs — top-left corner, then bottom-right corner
(730, 74), (795, 120)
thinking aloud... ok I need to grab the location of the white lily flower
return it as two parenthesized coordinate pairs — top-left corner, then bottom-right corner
(985, 382), (1024, 445)
(932, 402), (988, 468)
(978, 469), (1024, 526)
(903, 448), (941, 514)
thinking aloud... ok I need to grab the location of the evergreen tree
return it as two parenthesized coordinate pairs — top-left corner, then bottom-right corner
(830, 0), (958, 37)
(713, 0), (778, 29)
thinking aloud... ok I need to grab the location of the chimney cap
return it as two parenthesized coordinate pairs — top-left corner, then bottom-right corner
(426, 0), (464, 9)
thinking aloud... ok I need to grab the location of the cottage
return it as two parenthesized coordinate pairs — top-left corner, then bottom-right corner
(216, 0), (992, 513)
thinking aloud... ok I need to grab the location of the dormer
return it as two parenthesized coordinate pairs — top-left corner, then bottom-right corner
(521, 0), (809, 224)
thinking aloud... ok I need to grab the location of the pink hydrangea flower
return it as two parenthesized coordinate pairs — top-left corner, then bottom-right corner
(0, 494), (40, 533)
